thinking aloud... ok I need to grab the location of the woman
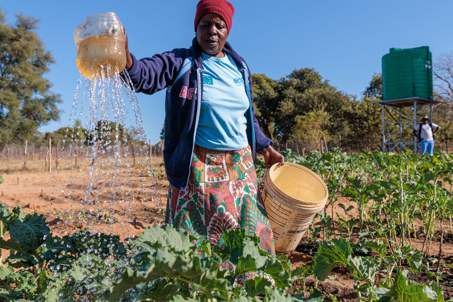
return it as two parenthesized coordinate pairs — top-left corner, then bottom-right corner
(122, 0), (284, 255)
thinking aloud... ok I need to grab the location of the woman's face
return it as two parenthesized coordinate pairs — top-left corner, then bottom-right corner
(196, 13), (228, 57)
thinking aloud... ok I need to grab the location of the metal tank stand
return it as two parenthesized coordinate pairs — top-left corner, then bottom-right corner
(378, 97), (435, 154)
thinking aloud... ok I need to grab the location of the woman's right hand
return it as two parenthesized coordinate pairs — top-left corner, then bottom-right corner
(261, 145), (284, 169)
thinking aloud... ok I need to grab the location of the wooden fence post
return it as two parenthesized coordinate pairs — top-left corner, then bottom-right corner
(75, 144), (79, 169)
(6, 145), (9, 169)
(148, 140), (152, 158)
(130, 142), (136, 167)
(24, 140), (28, 170)
(55, 140), (60, 170)
(48, 137), (52, 172)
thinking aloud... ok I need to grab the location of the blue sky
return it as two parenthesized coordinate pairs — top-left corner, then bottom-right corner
(2, 0), (453, 144)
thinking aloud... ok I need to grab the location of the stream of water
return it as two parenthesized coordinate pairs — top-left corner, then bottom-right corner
(54, 65), (159, 237)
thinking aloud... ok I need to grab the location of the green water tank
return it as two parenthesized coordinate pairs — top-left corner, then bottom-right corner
(382, 46), (433, 101)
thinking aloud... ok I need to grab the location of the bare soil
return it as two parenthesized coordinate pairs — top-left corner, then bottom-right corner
(0, 160), (168, 239)
(0, 158), (452, 301)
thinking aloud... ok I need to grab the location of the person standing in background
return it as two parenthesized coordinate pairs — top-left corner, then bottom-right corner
(413, 115), (440, 155)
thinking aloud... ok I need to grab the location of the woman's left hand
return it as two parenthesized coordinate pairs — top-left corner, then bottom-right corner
(261, 145), (284, 169)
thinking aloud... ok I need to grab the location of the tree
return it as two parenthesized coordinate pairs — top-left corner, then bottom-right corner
(275, 68), (326, 143)
(363, 73), (382, 100)
(276, 68), (352, 146)
(0, 10), (61, 144)
(291, 109), (330, 152)
(251, 74), (279, 142)
(88, 120), (130, 147)
(335, 73), (383, 151)
(251, 68), (355, 149)
(431, 53), (453, 150)
(433, 99), (453, 152)
(433, 53), (453, 102)
(43, 120), (87, 147)
(344, 95), (382, 151)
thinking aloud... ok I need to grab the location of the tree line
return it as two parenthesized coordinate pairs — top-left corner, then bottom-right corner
(1, 10), (452, 154)
(252, 70), (382, 153)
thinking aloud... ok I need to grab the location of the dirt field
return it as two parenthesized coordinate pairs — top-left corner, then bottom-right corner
(0, 157), (452, 300)
(0, 157), (168, 239)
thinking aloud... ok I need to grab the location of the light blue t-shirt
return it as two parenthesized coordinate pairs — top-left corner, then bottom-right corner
(195, 52), (249, 150)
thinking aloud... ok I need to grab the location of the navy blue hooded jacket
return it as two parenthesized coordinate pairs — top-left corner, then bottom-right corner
(122, 38), (272, 190)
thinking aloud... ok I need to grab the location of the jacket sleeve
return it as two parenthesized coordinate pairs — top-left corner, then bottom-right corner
(121, 50), (185, 95)
(242, 62), (273, 153)
(251, 104), (273, 153)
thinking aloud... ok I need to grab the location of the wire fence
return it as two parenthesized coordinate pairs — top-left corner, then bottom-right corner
(0, 139), (163, 172)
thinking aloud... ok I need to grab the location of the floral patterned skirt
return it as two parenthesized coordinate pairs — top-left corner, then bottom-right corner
(165, 145), (275, 255)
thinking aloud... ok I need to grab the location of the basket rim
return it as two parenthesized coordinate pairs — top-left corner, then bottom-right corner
(266, 162), (328, 205)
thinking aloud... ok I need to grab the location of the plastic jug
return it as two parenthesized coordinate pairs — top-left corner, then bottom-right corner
(74, 12), (126, 79)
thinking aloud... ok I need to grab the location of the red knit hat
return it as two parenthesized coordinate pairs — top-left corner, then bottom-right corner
(194, 0), (235, 33)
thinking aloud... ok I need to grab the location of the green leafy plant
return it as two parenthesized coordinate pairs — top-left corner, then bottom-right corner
(313, 239), (445, 301)
(0, 204), (50, 266)
(0, 204), (311, 301)
(105, 226), (299, 301)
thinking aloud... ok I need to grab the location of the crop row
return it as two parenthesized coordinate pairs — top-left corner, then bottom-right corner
(0, 149), (451, 301)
